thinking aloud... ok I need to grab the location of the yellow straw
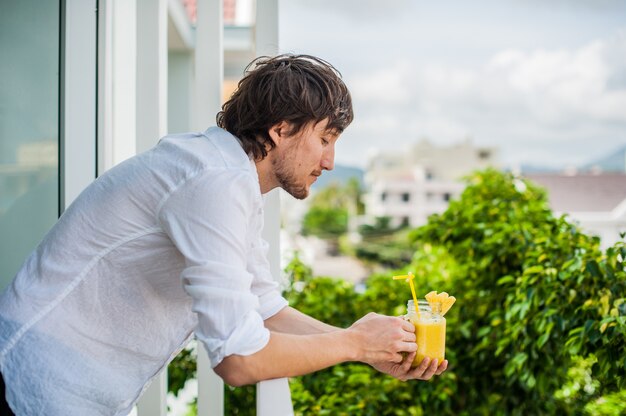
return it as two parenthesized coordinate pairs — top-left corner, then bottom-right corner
(392, 272), (421, 319)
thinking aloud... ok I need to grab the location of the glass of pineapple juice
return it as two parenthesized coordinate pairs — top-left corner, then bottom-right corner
(406, 299), (446, 367)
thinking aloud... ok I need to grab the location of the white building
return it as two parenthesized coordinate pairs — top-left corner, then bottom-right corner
(0, 0), (290, 414)
(364, 138), (498, 227)
(526, 173), (626, 248)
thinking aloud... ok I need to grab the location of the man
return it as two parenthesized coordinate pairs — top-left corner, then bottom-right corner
(0, 54), (447, 415)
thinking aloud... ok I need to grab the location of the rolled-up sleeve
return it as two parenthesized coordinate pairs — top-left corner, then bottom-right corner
(158, 168), (270, 367)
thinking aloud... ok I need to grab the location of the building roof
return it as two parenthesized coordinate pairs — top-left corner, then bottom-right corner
(525, 173), (626, 213)
(581, 145), (626, 173)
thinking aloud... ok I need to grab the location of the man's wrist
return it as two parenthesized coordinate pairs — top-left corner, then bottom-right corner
(339, 327), (363, 362)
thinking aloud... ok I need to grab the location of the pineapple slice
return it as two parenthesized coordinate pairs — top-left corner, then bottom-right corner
(425, 291), (438, 303)
(440, 295), (456, 316)
(424, 291), (456, 316)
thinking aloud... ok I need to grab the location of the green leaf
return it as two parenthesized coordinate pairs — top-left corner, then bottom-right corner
(524, 265), (544, 275)
(497, 275), (515, 285)
(512, 352), (528, 368)
(477, 326), (491, 337)
(585, 260), (602, 278)
(536, 333), (550, 349)
(568, 327), (584, 337)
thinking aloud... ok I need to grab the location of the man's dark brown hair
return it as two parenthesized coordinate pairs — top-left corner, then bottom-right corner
(216, 54), (354, 161)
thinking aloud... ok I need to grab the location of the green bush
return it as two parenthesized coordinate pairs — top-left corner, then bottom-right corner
(407, 169), (625, 414)
(173, 169), (626, 415)
(301, 180), (362, 240)
(281, 169), (624, 415)
(302, 206), (349, 239)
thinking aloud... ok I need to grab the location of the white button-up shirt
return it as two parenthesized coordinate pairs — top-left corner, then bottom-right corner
(0, 127), (288, 415)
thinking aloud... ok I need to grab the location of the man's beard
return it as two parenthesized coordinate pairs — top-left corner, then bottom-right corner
(272, 154), (309, 200)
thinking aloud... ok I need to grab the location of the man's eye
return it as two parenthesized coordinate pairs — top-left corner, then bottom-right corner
(321, 138), (329, 145)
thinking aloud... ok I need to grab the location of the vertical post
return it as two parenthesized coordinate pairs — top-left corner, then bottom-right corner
(98, 0), (137, 173)
(97, 0), (167, 412)
(256, 0), (280, 279)
(61, 0), (97, 210)
(136, 0), (168, 152)
(136, 370), (168, 416)
(97, 0), (113, 173)
(257, 378), (294, 416)
(255, 1), (293, 414)
(255, 0), (279, 57)
(194, 1), (225, 415)
(192, 0), (223, 131)
(134, 2), (169, 413)
(111, 0), (137, 165)
(197, 344), (223, 414)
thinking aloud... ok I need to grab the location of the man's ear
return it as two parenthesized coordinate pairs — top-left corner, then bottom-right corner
(268, 121), (291, 145)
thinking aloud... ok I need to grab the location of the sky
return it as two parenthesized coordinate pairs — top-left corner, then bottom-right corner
(278, 0), (626, 171)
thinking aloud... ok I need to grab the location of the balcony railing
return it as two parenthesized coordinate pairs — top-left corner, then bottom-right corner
(136, 343), (294, 415)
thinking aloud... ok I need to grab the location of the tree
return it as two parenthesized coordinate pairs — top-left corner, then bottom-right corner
(171, 169), (626, 415)
(301, 181), (361, 239)
(409, 168), (625, 414)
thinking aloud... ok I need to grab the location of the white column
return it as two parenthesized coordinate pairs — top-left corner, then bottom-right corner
(255, 1), (293, 413)
(136, 371), (168, 416)
(194, 1), (225, 415)
(255, 0), (279, 57)
(99, 0), (168, 413)
(257, 377), (294, 416)
(167, 0), (195, 133)
(97, 2), (166, 413)
(97, 0), (113, 173)
(97, 0), (137, 173)
(197, 344), (223, 414)
(256, 0), (281, 281)
(192, 0), (223, 130)
(61, 0), (97, 210)
(136, 0), (168, 152)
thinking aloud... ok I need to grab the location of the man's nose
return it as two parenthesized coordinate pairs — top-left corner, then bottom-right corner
(321, 147), (335, 171)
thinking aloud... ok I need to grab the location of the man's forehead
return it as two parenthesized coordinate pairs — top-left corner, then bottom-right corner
(313, 119), (340, 137)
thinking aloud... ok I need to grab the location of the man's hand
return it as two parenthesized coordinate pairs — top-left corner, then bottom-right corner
(347, 312), (417, 363)
(371, 353), (448, 381)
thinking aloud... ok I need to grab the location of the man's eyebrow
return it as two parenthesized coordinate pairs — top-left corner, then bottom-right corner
(325, 128), (341, 137)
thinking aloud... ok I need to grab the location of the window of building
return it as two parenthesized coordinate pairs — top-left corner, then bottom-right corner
(478, 150), (491, 160)
(381, 192), (387, 201)
(443, 192), (451, 202)
(401, 192), (410, 202)
(0, 0), (60, 289)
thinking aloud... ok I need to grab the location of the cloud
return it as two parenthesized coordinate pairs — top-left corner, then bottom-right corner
(350, 62), (414, 105)
(340, 30), (626, 168)
(486, 35), (626, 124)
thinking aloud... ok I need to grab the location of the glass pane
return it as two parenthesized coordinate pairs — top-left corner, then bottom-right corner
(0, 0), (60, 290)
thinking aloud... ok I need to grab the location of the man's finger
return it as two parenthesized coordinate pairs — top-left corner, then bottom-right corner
(401, 352), (416, 371)
(414, 357), (431, 377)
(404, 332), (416, 342)
(392, 353), (405, 363)
(434, 359), (448, 375)
(420, 358), (439, 379)
(404, 357), (439, 380)
(401, 320), (416, 332)
(400, 341), (417, 353)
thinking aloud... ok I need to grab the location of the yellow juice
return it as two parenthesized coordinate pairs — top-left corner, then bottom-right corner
(406, 299), (446, 367)
(410, 317), (446, 366)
